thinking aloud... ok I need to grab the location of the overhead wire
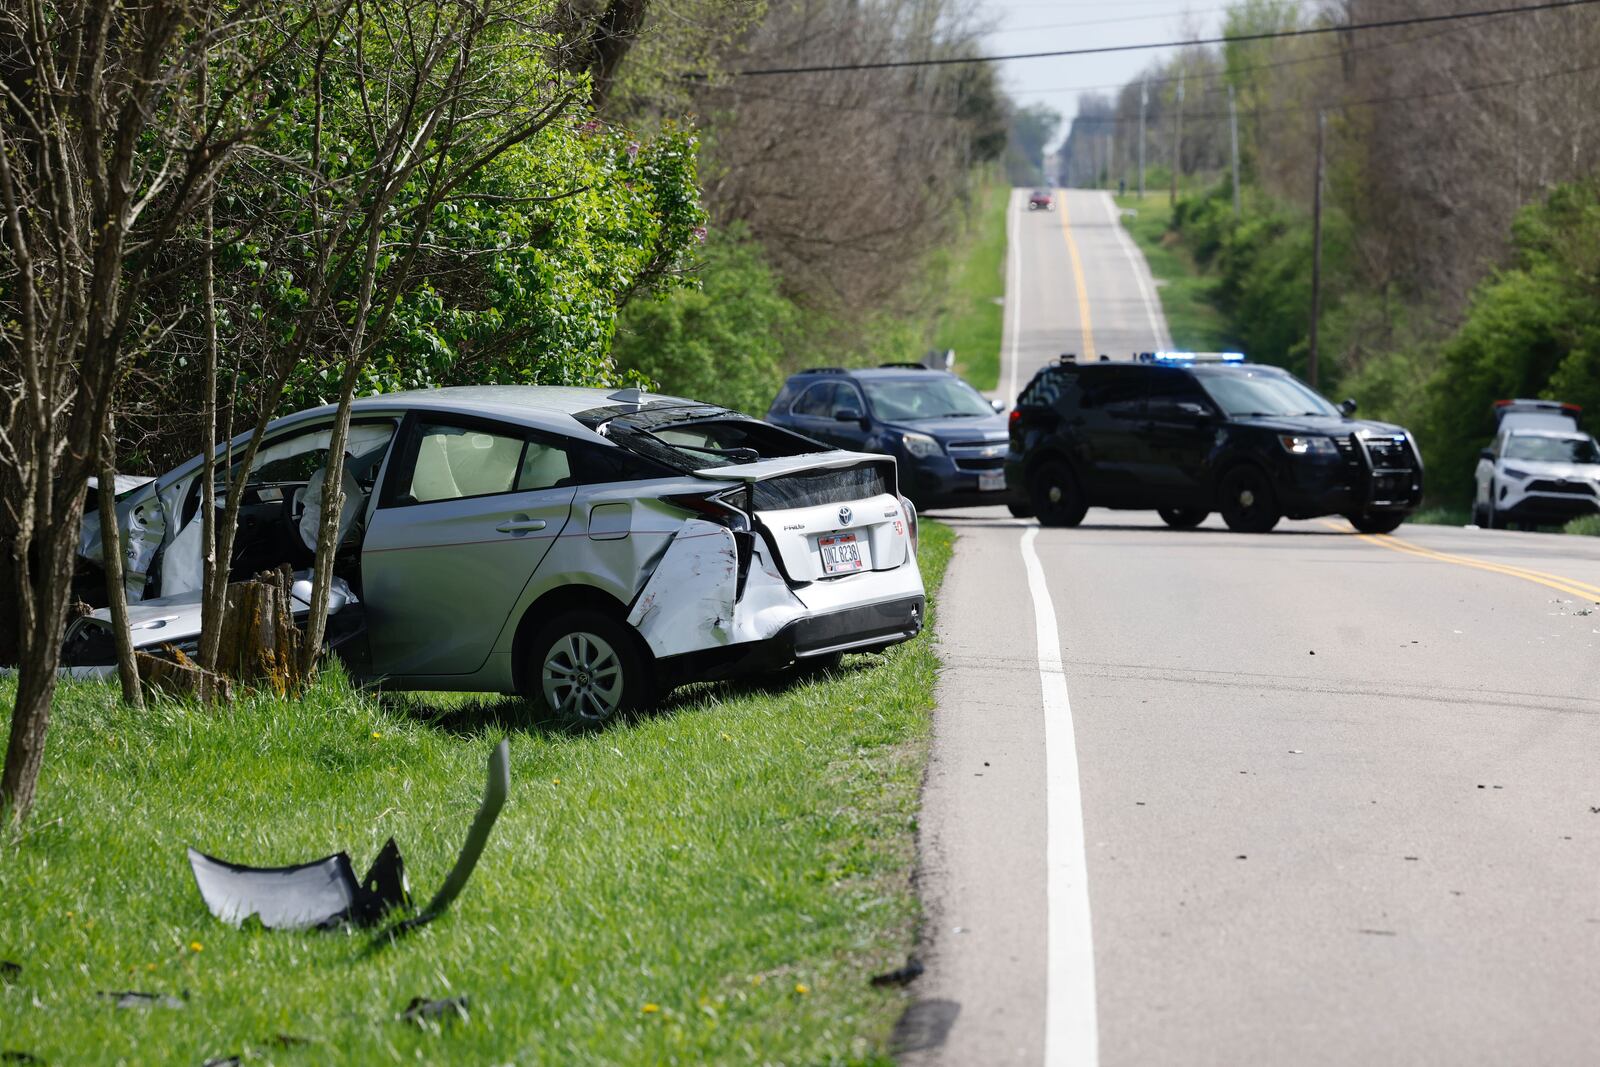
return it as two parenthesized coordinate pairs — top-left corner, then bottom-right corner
(726, 0), (1600, 76)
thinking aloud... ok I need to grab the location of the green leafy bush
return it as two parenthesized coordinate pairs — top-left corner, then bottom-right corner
(610, 224), (797, 415)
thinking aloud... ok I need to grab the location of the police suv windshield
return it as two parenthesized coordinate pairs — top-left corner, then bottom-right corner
(862, 377), (994, 420)
(1504, 435), (1600, 464)
(1195, 368), (1340, 419)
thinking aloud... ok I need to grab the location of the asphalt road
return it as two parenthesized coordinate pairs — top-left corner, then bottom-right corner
(903, 188), (1600, 1066)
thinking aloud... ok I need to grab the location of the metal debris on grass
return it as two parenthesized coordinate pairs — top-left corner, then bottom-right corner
(188, 740), (510, 934)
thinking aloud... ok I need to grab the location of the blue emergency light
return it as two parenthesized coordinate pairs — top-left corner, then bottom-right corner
(1134, 351), (1247, 364)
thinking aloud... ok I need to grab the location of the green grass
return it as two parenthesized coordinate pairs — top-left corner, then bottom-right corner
(1406, 505), (1471, 527)
(933, 181), (1009, 390)
(1564, 514), (1600, 536)
(1113, 194), (1237, 352)
(0, 522), (954, 1065)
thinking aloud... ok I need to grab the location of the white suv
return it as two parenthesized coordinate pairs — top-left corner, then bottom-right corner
(1474, 427), (1600, 529)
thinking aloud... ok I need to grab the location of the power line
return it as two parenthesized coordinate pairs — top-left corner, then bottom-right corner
(1064, 55), (1600, 126)
(730, 0), (1600, 76)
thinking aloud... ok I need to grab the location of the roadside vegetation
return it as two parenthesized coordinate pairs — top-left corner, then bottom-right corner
(1564, 515), (1600, 537)
(0, 525), (952, 1065)
(933, 179), (1010, 390)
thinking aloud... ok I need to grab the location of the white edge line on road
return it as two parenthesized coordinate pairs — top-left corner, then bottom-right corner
(1102, 190), (1172, 351)
(1005, 188), (1022, 405)
(1020, 525), (1100, 1067)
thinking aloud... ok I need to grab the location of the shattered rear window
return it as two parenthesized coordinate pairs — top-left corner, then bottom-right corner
(752, 463), (894, 510)
(576, 405), (828, 472)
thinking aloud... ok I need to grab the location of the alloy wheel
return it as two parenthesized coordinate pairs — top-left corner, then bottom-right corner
(542, 630), (626, 723)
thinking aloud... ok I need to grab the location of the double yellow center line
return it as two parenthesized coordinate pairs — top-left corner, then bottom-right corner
(1331, 522), (1600, 603)
(1057, 189), (1097, 361)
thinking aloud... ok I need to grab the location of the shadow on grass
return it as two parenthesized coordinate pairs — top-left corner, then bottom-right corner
(386, 654), (883, 739)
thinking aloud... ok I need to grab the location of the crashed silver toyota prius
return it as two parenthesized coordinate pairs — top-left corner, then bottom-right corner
(66, 386), (926, 720)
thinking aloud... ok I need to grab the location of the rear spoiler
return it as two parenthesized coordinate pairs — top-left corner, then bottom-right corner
(691, 450), (893, 483)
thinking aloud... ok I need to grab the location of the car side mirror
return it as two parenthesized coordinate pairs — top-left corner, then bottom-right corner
(991, 399), (1006, 414)
(834, 407), (864, 425)
(1340, 398), (1358, 416)
(1176, 401), (1213, 422)
(1479, 447), (1495, 461)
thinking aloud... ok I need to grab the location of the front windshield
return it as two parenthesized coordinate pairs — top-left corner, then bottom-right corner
(1196, 369), (1340, 419)
(862, 377), (994, 421)
(1504, 435), (1600, 464)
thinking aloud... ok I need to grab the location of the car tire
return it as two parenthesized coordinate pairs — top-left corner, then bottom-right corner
(1345, 511), (1406, 535)
(525, 609), (652, 726)
(1217, 466), (1281, 533)
(1030, 459), (1088, 528)
(1007, 502), (1035, 519)
(1157, 507), (1208, 529)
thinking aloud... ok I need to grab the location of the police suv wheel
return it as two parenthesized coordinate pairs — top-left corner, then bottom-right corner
(1218, 466), (1281, 533)
(1157, 507), (1208, 530)
(1030, 460), (1087, 527)
(1345, 511), (1406, 535)
(526, 610), (651, 725)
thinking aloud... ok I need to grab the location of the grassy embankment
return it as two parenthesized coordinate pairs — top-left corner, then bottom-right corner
(0, 523), (953, 1065)
(929, 181), (1009, 391)
(1113, 194), (1236, 352)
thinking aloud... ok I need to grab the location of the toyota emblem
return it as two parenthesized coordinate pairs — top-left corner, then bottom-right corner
(839, 506), (853, 525)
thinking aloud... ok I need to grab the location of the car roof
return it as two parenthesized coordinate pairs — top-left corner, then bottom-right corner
(791, 367), (959, 381)
(307, 385), (698, 433)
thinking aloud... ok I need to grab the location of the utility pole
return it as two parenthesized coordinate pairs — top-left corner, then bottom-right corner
(1169, 71), (1184, 206)
(1308, 110), (1326, 390)
(1138, 78), (1147, 198)
(1228, 84), (1241, 219)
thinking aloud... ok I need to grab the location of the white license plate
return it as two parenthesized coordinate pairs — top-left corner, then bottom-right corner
(979, 471), (1007, 492)
(818, 531), (865, 575)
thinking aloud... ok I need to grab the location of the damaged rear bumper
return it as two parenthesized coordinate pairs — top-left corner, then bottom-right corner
(657, 594), (924, 684)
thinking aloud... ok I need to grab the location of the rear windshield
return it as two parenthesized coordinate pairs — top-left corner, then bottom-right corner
(752, 463), (894, 510)
(577, 405), (830, 472)
(1504, 436), (1600, 463)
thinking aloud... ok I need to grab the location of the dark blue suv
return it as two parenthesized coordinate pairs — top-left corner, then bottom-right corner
(767, 365), (1024, 510)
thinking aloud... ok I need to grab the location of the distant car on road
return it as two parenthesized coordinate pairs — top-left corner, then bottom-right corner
(1006, 352), (1424, 533)
(767, 365), (1023, 511)
(65, 386), (926, 721)
(1028, 189), (1054, 211)
(1473, 426), (1599, 529)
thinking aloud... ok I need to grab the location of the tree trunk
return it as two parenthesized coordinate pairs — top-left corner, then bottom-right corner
(137, 650), (232, 703)
(215, 567), (305, 697)
(98, 433), (145, 711)
(2, 490), (86, 825)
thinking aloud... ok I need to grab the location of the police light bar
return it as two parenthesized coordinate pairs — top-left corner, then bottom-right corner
(1134, 351), (1247, 364)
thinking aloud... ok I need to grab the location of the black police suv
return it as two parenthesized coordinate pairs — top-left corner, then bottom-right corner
(767, 365), (1025, 510)
(1004, 353), (1423, 533)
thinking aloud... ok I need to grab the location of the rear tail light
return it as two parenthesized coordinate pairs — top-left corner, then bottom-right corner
(663, 486), (752, 531)
(899, 494), (919, 555)
(1008, 408), (1021, 427)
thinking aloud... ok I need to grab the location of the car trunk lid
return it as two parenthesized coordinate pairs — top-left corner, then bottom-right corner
(693, 455), (911, 589)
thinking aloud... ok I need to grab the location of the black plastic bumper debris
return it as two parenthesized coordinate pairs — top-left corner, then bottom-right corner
(188, 739), (510, 933)
(187, 835), (409, 931)
(97, 990), (187, 1010)
(400, 995), (470, 1025)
